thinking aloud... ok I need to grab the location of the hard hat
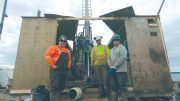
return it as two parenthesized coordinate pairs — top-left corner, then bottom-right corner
(93, 35), (102, 41)
(112, 34), (120, 41)
(59, 35), (67, 42)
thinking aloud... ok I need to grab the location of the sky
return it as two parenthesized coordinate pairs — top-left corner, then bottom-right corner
(0, 0), (180, 72)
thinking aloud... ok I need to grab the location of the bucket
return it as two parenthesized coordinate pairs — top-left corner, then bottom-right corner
(31, 85), (50, 101)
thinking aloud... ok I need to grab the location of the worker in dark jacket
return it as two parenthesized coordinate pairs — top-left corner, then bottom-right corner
(107, 34), (128, 101)
(44, 35), (72, 101)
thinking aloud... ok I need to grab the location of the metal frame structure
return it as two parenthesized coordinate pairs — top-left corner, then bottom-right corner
(0, 0), (8, 39)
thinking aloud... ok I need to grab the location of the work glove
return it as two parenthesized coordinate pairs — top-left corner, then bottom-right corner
(108, 67), (116, 77)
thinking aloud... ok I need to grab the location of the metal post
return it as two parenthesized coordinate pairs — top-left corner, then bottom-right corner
(83, 0), (92, 40)
(157, 0), (166, 16)
(37, 10), (41, 17)
(155, 0), (165, 22)
(87, 52), (90, 77)
(0, 0), (8, 39)
(82, 0), (92, 81)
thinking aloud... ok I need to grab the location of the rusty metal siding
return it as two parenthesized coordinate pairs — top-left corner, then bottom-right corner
(125, 17), (173, 96)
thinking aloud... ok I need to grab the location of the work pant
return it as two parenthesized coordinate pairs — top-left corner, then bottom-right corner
(109, 72), (128, 101)
(94, 64), (109, 96)
(50, 69), (67, 101)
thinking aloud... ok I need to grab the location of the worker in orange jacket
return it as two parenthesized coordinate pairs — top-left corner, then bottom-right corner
(44, 35), (72, 101)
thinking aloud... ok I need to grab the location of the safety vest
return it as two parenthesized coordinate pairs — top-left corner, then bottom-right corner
(44, 45), (72, 69)
(91, 45), (109, 65)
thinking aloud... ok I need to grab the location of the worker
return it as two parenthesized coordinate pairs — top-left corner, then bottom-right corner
(90, 35), (110, 98)
(107, 34), (128, 101)
(44, 35), (72, 101)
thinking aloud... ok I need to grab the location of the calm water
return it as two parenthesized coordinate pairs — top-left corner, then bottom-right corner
(0, 69), (14, 87)
(171, 72), (180, 82)
(171, 72), (180, 101)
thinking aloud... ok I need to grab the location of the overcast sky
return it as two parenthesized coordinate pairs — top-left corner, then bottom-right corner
(0, 0), (180, 72)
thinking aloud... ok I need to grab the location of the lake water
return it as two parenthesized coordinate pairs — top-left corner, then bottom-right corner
(171, 72), (180, 82)
(0, 69), (14, 87)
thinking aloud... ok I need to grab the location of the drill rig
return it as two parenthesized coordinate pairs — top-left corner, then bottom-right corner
(72, 0), (93, 81)
(68, 0), (95, 100)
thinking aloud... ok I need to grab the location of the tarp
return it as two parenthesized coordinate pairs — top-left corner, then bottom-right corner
(100, 6), (135, 48)
(44, 14), (78, 42)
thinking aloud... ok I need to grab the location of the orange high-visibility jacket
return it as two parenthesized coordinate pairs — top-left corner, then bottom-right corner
(44, 45), (72, 69)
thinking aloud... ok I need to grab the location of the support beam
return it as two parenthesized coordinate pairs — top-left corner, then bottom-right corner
(57, 17), (127, 21)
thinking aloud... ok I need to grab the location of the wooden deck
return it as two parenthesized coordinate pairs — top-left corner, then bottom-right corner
(0, 88), (110, 101)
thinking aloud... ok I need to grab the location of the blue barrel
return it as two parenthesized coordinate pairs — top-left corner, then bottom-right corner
(31, 85), (50, 101)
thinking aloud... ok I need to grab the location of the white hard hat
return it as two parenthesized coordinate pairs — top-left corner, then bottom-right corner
(93, 35), (102, 41)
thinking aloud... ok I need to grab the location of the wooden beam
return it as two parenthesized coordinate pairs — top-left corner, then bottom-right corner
(10, 90), (31, 94)
(57, 17), (127, 20)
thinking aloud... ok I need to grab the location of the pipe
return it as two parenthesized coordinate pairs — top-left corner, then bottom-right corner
(68, 84), (92, 100)
(157, 0), (166, 16)
(37, 10), (41, 17)
(68, 87), (83, 100)
(87, 52), (90, 78)
(155, 0), (165, 23)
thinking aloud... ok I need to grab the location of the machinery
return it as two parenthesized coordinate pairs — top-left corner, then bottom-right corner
(68, 0), (95, 99)
(8, 0), (173, 101)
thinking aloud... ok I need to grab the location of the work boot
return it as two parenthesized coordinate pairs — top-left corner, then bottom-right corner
(98, 93), (107, 99)
(50, 95), (56, 101)
(122, 92), (128, 101)
(105, 87), (111, 99)
(50, 91), (61, 101)
(110, 91), (118, 101)
(98, 85), (107, 99)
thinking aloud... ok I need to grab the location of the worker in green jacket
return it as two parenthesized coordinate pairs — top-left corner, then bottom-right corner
(90, 35), (110, 98)
(107, 34), (128, 101)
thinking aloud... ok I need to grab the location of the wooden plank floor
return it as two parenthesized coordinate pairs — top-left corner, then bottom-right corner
(0, 88), (109, 101)
(61, 88), (109, 101)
